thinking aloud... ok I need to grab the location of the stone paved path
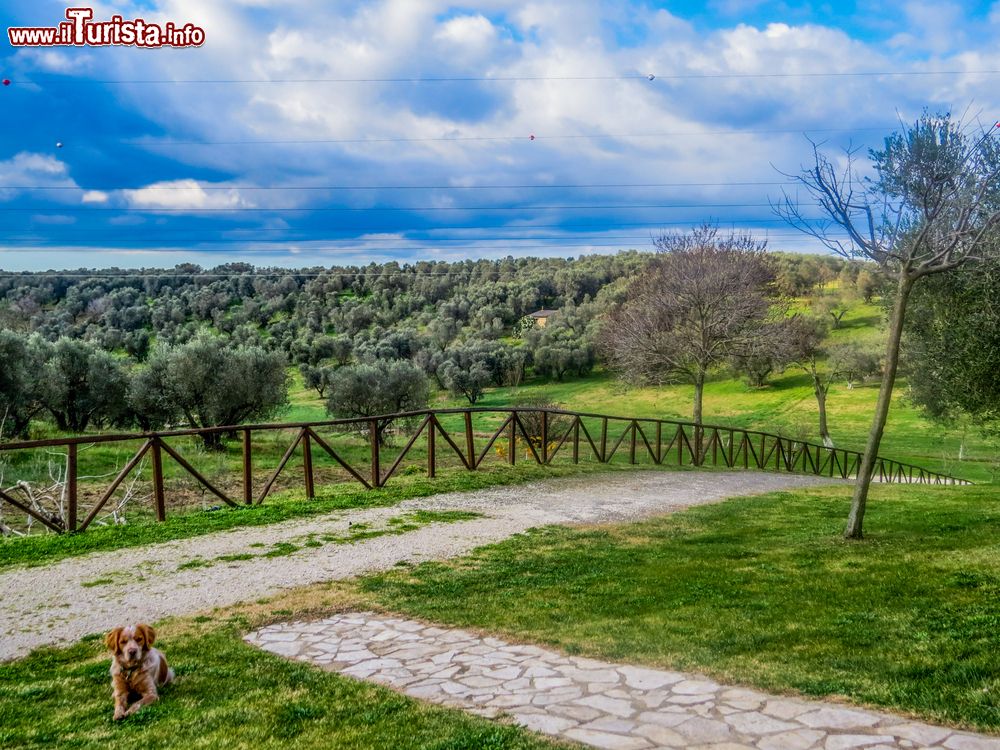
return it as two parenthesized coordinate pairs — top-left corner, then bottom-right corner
(247, 612), (1000, 750)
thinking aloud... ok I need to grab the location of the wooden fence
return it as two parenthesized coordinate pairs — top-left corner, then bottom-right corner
(0, 408), (971, 534)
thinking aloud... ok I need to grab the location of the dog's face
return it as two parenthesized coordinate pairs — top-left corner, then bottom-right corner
(105, 624), (155, 668)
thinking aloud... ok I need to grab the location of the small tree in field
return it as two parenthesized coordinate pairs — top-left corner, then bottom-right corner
(783, 316), (836, 448)
(325, 361), (429, 445)
(776, 113), (1000, 538)
(600, 225), (777, 443)
(827, 341), (881, 390)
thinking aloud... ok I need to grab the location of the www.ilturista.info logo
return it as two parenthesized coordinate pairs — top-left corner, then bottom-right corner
(8, 8), (205, 48)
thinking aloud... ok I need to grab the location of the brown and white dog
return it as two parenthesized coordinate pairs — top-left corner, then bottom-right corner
(105, 624), (174, 720)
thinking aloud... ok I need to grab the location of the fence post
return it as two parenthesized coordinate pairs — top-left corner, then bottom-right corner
(541, 411), (549, 465)
(655, 421), (662, 464)
(427, 418), (436, 478)
(508, 411), (517, 465)
(151, 438), (166, 522)
(370, 420), (381, 488)
(629, 421), (637, 464)
(242, 428), (253, 505)
(464, 411), (475, 470)
(573, 418), (580, 464)
(600, 417), (608, 463)
(67, 443), (78, 532)
(302, 429), (315, 499)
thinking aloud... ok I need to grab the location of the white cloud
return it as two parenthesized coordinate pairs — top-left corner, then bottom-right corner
(435, 14), (498, 52)
(122, 180), (252, 211)
(889, 1), (965, 54)
(0, 153), (79, 201)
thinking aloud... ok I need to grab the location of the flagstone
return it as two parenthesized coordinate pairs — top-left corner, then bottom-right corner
(247, 612), (998, 750)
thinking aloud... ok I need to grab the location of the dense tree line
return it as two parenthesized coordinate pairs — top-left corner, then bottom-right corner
(0, 332), (288, 446)
(0, 252), (858, 442)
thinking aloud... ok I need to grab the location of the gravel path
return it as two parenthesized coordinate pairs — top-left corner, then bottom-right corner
(0, 471), (833, 662)
(249, 612), (1000, 750)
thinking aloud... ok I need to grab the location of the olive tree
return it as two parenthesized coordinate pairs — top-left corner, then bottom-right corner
(325, 360), (429, 445)
(36, 337), (129, 432)
(776, 113), (1000, 538)
(783, 316), (836, 447)
(0, 331), (46, 438)
(132, 336), (289, 448)
(903, 252), (1000, 432)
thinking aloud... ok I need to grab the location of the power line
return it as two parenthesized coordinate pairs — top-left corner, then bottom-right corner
(0, 231), (829, 243)
(0, 240), (835, 257)
(0, 202), (824, 213)
(0, 180), (798, 191)
(20, 69), (1000, 84)
(0, 219), (830, 235)
(122, 126), (892, 146)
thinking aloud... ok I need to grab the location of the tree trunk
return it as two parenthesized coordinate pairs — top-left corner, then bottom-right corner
(813, 375), (834, 448)
(844, 273), (915, 539)
(692, 371), (705, 464)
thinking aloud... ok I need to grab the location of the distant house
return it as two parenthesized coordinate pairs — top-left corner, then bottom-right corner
(528, 309), (558, 327)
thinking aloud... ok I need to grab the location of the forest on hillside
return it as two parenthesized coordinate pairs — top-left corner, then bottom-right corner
(0, 250), (865, 441)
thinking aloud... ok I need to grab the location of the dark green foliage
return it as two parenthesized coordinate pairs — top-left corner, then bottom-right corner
(0, 252), (851, 437)
(0, 331), (45, 438)
(439, 360), (491, 405)
(437, 340), (527, 403)
(35, 338), (129, 432)
(299, 364), (335, 398)
(904, 255), (1000, 430)
(325, 361), (430, 443)
(130, 336), (289, 444)
(523, 301), (596, 382)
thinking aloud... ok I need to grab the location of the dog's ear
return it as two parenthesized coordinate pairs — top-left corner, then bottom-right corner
(105, 627), (123, 653)
(136, 623), (156, 647)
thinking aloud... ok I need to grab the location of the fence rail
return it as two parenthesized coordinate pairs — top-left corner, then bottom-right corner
(0, 408), (971, 534)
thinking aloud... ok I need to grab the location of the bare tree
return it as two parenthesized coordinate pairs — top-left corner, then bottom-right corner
(600, 225), (777, 453)
(776, 112), (1000, 539)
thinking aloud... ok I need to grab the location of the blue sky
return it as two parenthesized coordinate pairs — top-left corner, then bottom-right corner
(2, 0), (999, 271)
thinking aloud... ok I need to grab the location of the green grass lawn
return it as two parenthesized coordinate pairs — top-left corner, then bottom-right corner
(0, 619), (567, 750)
(358, 482), (1000, 731)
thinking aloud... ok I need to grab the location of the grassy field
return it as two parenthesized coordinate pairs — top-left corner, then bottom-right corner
(3, 481), (999, 747)
(358, 481), (1000, 731)
(273, 301), (998, 484)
